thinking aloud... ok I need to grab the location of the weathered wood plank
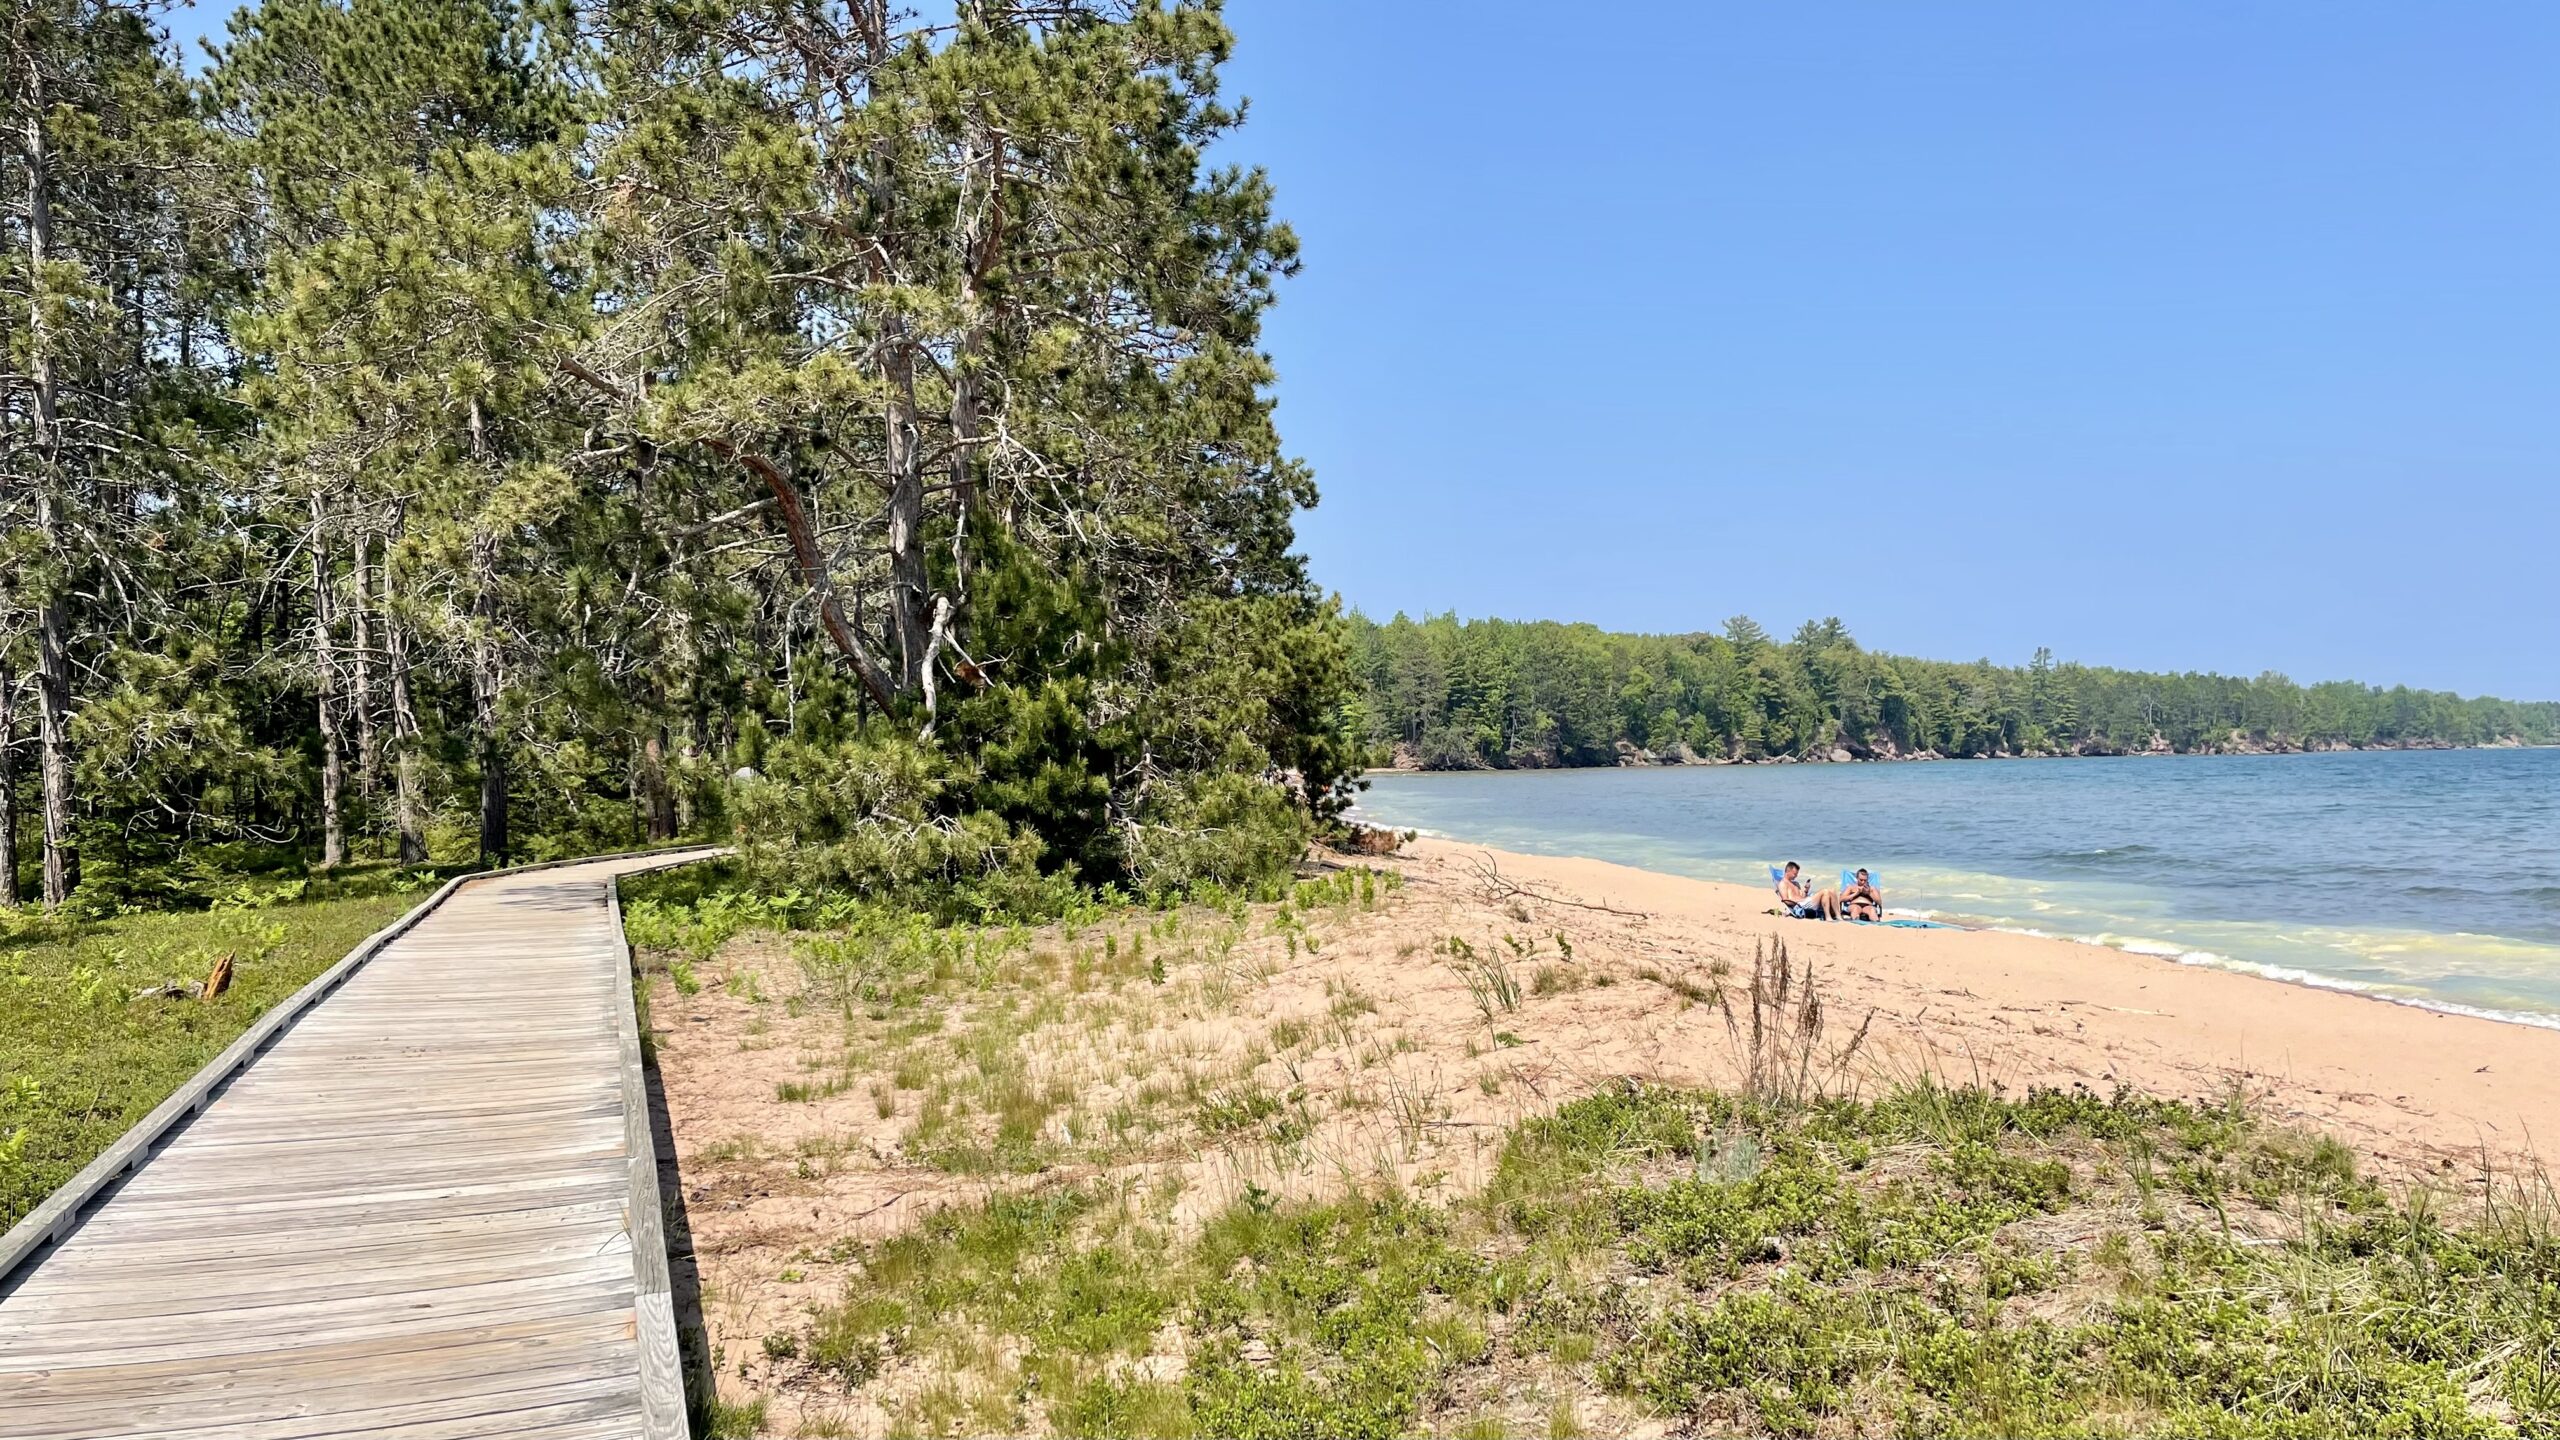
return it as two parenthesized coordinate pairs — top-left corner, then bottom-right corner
(0, 1310), (630, 1403)
(5, 1201), (630, 1271)
(6, 1245), (633, 1323)
(0, 1271), (639, 1351)
(0, 1283), (638, 1370)
(609, 873), (690, 1440)
(2, 1351), (639, 1435)
(8, 1227), (632, 1303)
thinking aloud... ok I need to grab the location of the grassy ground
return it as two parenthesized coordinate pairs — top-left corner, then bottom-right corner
(625, 863), (1419, 1195)
(735, 1080), (2560, 1439)
(628, 868), (2560, 1438)
(0, 868), (433, 1229)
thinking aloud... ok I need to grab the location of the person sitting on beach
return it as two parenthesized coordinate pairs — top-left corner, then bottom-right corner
(1776, 861), (1840, 920)
(1841, 867), (1883, 921)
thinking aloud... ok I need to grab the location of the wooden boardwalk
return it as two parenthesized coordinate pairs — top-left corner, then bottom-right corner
(0, 850), (719, 1440)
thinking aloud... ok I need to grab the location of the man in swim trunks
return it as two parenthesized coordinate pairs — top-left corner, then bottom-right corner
(1841, 868), (1883, 921)
(1777, 861), (1840, 920)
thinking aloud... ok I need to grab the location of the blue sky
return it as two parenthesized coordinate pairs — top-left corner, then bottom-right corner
(165, 2), (2559, 698)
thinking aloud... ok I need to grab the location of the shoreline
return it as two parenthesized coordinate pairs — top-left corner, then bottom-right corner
(1399, 837), (2560, 1177)
(1949, 914), (2560, 1038)
(1349, 753), (2560, 1036)
(1356, 826), (2560, 1037)
(1361, 736), (2556, 777)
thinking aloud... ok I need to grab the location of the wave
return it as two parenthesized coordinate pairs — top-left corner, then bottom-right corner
(1342, 811), (1450, 842)
(2022, 844), (2165, 866)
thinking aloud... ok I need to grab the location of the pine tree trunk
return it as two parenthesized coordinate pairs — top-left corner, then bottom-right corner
(23, 80), (76, 910)
(310, 495), (346, 869)
(34, 572), (72, 909)
(641, 727), (675, 841)
(384, 542), (426, 866)
(851, 9), (930, 708)
(0, 662), (19, 909)
(471, 539), (506, 865)
(465, 397), (506, 866)
(351, 529), (379, 812)
(883, 335), (930, 697)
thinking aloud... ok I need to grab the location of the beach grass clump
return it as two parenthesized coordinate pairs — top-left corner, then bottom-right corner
(0, 878), (422, 1229)
(1720, 934), (1872, 1111)
(769, 1076), (2560, 1438)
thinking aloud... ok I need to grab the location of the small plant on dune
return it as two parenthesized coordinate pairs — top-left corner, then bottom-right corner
(1455, 953), (1522, 1022)
(1382, 1067), (1443, 1154)
(1719, 935), (1872, 1110)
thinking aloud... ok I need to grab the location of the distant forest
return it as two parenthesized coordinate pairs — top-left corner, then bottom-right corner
(1345, 613), (2560, 770)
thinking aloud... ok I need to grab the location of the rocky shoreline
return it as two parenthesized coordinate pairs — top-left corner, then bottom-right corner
(1375, 732), (2542, 774)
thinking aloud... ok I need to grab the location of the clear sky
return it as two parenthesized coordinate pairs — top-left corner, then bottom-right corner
(162, 2), (2559, 698)
(1211, 2), (2559, 699)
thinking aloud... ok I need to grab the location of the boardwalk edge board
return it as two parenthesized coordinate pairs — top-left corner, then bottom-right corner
(608, 870), (693, 1440)
(0, 844), (724, 1312)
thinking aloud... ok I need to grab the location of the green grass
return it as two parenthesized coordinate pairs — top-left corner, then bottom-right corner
(766, 1080), (2560, 1439)
(0, 877), (427, 1228)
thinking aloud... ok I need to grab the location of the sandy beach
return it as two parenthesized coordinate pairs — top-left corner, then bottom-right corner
(1407, 837), (2560, 1179)
(643, 835), (2560, 1429)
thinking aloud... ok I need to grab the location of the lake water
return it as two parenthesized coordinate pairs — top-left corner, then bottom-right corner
(1351, 748), (2560, 1027)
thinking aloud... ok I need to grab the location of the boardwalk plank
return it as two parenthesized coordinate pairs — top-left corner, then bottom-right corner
(0, 1311), (630, 1403)
(5, 1355), (639, 1436)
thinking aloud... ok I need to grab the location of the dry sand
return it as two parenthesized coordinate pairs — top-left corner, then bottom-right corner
(1411, 838), (2560, 1178)
(645, 836), (2560, 1432)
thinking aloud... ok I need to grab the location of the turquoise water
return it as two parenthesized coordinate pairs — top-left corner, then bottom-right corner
(1351, 749), (2560, 1027)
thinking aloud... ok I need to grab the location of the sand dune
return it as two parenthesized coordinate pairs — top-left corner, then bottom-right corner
(643, 836), (2560, 1430)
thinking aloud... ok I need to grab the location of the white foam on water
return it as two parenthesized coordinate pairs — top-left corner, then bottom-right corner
(1342, 804), (1449, 842)
(1962, 920), (2560, 1034)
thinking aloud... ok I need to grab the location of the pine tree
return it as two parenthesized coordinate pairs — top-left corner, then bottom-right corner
(215, 0), (583, 866)
(3, 0), (209, 906)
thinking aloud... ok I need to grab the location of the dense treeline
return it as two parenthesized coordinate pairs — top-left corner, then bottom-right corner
(1348, 613), (2560, 770)
(1, 0), (1353, 914)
